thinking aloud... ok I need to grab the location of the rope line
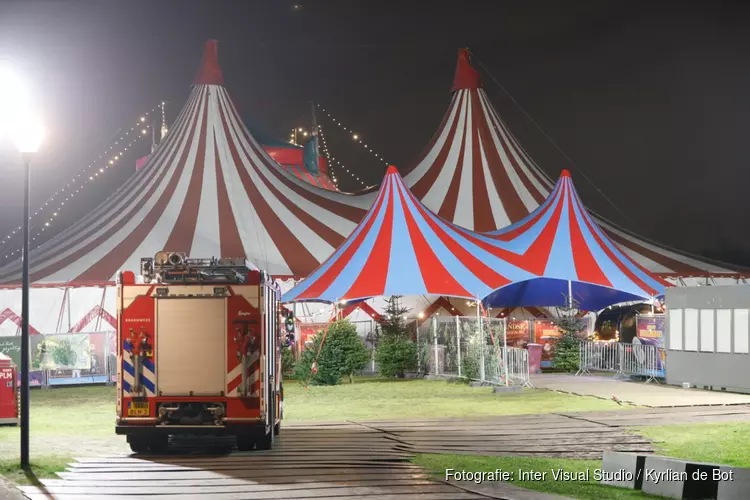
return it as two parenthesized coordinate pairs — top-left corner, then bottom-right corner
(471, 54), (636, 228)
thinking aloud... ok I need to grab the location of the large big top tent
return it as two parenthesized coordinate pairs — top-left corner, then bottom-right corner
(0, 40), (373, 284)
(401, 49), (744, 280)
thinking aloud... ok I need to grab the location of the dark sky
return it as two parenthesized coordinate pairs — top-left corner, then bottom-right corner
(0, 0), (749, 260)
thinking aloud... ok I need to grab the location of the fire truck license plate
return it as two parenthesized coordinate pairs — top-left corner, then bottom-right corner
(127, 402), (150, 417)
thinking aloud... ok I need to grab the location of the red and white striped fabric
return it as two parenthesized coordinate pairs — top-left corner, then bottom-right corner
(403, 48), (743, 278)
(0, 41), (371, 284)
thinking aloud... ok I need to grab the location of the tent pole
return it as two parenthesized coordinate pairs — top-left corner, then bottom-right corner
(503, 314), (509, 386)
(456, 314), (462, 378)
(567, 280), (573, 310)
(477, 296), (485, 384)
(432, 315), (438, 376)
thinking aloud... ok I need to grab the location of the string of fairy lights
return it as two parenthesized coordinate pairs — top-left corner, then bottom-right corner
(289, 103), (390, 189)
(315, 103), (389, 166)
(0, 103), (167, 260)
(315, 126), (338, 186)
(318, 125), (367, 188)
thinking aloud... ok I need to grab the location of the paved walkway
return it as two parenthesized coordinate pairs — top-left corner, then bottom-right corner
(15, 405), (750, 499)
(531, 374), (750, 407)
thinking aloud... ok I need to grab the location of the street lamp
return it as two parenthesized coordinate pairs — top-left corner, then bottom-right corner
(13, 114), (44, 469)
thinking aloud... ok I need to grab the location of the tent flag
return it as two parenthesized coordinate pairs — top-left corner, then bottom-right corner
(479, 170), (670, 310)
(303, 136), (320, 175)
(282, 165), (536, 304)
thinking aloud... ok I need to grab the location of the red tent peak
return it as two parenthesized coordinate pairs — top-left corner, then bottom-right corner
(193, 40), (224, 86)
(560, 169), (572, 178)
(386, 165), (400, 175)
(452, 48), (482, 91)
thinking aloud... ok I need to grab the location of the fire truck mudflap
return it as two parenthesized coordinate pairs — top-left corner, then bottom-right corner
(115, 253), (282, 454)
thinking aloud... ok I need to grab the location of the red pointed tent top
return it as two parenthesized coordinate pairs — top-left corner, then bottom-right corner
(386, 165), (400, 175)
(452, 48), (482, 91)
(560, 169), (571, 178)
(193, 40), (224, 86)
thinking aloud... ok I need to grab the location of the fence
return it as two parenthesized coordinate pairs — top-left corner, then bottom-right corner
(0, 331), (115, 388)
(416, 316), (532, 387)
(576, 341), (666, 382)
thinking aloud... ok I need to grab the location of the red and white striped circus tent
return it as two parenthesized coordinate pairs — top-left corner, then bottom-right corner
(0, 40), (373, 334)
(402, 48), (746, 282)
(0, 40), (371, 286)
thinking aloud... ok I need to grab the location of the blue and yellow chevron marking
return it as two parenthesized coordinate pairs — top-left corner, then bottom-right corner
(122, 351), (156, 396)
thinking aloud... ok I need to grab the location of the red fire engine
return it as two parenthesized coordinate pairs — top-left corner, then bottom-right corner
(115, 252), (282, 453)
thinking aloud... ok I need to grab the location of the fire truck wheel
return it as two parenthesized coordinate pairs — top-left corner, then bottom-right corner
(255, 431), (272, 450)
(127, 436), (150, 454)
(236, 434), (254, 452)
(149, 435), (169, 454)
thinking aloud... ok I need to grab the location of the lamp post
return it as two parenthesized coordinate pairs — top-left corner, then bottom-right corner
(14, 117), (44, 469)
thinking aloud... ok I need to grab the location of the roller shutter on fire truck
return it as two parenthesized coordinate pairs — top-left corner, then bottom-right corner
(156, 298), (226, 396)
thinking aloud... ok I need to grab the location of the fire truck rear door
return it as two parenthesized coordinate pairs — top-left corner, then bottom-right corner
(156, 298), (226, 396)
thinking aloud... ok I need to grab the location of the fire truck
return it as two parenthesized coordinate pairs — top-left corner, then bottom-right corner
(115, 252), (282, 453)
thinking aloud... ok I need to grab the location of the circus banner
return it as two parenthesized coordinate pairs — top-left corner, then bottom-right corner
(533, 320), (561, 367)
(0, 337), (44, 386)
(506, 320), (530, 348)
(636, 314), (666, 377)
(33, 334), (91, 370)
(0, 337), (21, 368)
(636, 315), (665, 348)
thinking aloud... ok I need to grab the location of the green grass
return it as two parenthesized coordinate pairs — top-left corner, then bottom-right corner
(634, 422), (750, 467)
(0, 385), (114, 440)
(0, 457), (70, 485)
(413, 455), (661, 500)
(282, 378), (628, 421)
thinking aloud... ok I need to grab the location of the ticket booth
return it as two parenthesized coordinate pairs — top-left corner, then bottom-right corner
(0, 353), (18, 425)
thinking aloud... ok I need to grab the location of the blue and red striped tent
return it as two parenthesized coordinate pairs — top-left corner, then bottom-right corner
(283, 167), (668, 310)
(282, 165), (537, 303)
(476, 170), (670, 310)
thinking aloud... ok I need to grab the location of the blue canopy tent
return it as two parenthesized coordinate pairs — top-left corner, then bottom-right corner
(473, 170), (670, 311)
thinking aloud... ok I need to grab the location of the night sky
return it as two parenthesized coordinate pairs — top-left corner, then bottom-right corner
(0, 0), (749, 263)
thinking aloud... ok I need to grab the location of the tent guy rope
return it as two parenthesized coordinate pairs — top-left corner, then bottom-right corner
(471, 54), (637, 229)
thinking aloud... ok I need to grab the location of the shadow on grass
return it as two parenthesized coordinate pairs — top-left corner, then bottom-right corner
(22, 466), (44, 489)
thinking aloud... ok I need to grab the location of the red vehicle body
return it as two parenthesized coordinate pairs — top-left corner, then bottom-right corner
(115, 253), (282, 453)
(0, 355), (18, 425)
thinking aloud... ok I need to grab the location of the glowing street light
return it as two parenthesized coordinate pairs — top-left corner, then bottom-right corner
(0, 65), (30, 136)
(13, 112), (45, 471)
(352, 134), (359, 140)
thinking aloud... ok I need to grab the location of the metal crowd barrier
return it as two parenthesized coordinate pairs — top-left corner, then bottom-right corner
(576, 341), (665, 383)
(417, 316), (533, 387)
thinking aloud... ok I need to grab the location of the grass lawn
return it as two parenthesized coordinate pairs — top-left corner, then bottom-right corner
(634, 422), (750, 467)
(282, 378), (627, 421)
